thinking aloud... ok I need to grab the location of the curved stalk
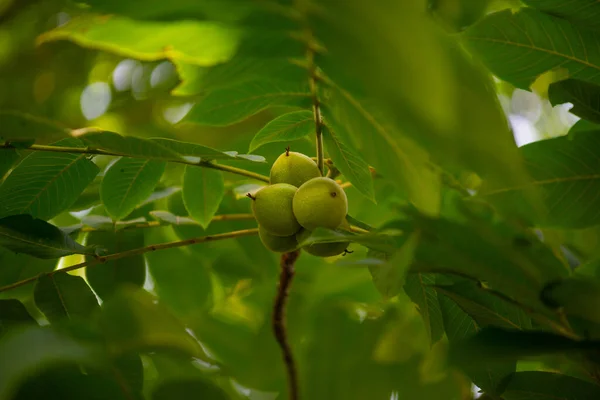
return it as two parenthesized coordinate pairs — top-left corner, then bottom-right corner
(0, 143), (270, 183)
(0, 228), (259, 293)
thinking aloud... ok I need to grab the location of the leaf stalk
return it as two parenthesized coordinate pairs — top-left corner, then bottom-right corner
(0, 228), (259, 293)
(306, 36), (324, 176)
(0, 143), (270, 183)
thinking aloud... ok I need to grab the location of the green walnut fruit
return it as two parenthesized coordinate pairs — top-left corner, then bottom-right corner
(292, 177), (348, 230)
(296, 229), (349, 257)
(259, 225), (298, 253)
(250, 183), (301, 237)
(270, 150), (321, 188)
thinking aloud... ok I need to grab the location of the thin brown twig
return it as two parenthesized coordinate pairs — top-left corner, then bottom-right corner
(273, 250), (301, 400)
(0, 143), (270, 183)
(0, 228), (259, 293)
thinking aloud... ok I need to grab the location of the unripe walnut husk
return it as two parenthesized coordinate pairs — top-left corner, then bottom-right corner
(270, 150), (321, 188)
(292, 177), (348, 231)
(259, 225), (298, 253)
(250, 183), (301, 237)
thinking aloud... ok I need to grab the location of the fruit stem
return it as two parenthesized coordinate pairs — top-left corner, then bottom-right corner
(0, 228), (259, 294)
(273, 250), (301, 400)
(246, 193), (256, 200)
(286, 145), (290, 156)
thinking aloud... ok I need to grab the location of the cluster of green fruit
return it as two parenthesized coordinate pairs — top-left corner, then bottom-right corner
(248, 149), (351, 257)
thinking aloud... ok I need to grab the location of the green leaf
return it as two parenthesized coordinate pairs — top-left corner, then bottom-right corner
(85, 230), (146, 300)
(182, 165), (225, 229)
(0, 110), (68, 144)
(434, 280), (533, 330)
(184, 80), (312, 126)
(313, 1), (534, 216)
(0, 138), (99, 220)
(38, 14), (240, 66)
(112, 353), (144, 396)
(301, 303), (460, 399)
(78, 130), (183, 161)
(0, 214), (95, 259)
(149, 210), (199, 226)
(323, 88), (442, 216)
(174, 57), (306, 96)
(0, 326), (102, 400)
(144, 228), (212, 319)
(541, 276), (600, 325)
(404, 273), (444, 346)
(449, 327), (600, 364)
(408, 210), (568, 319)
(12, 366), (133, 400)
(151, 379), (230, 400)
(0, 150), (19, 179)
(439, 294), (516, 396)
(80, 0), (263, 22)
(34, 273), (99, 324)
(322, 124), (375, 202)
(549, 79), (600, 124)
(345, 214), (375, 231)
(101, 158), (166, 221)
(569, 119), (600, 136)
(150, 138), (234, 161)
(503, 371), (600, 400)
(480, 131), (600, 228)
(463, 8), (600, 90)
(249, 110), (314, 152)
(151, 137), (265, 163)
(78, 215), (146, 232)
(0, 299), (36, 337)
(522, 0), (600, 29)
(430, 0), (492, 31)
(0, 249), (56, 300)
(297, 227), (400, 254)
(367, 231), (420, 299)
(576, 259), (600, 278)
(98, 288), (208, 359)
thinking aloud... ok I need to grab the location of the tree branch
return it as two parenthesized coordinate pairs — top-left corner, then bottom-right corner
(0, 143), (270, 183)
(273, 250), (301, 400)
(0, 228), (259, 293)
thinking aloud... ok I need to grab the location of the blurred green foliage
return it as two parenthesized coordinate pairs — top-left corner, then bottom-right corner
(1, 1), (600, 400)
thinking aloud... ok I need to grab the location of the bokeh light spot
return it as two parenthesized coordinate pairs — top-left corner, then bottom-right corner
(80, 82), (112, 120)
(112, 59), (139, 92)
(163, 102), (193, 124)
(150, 61), (176, 88)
